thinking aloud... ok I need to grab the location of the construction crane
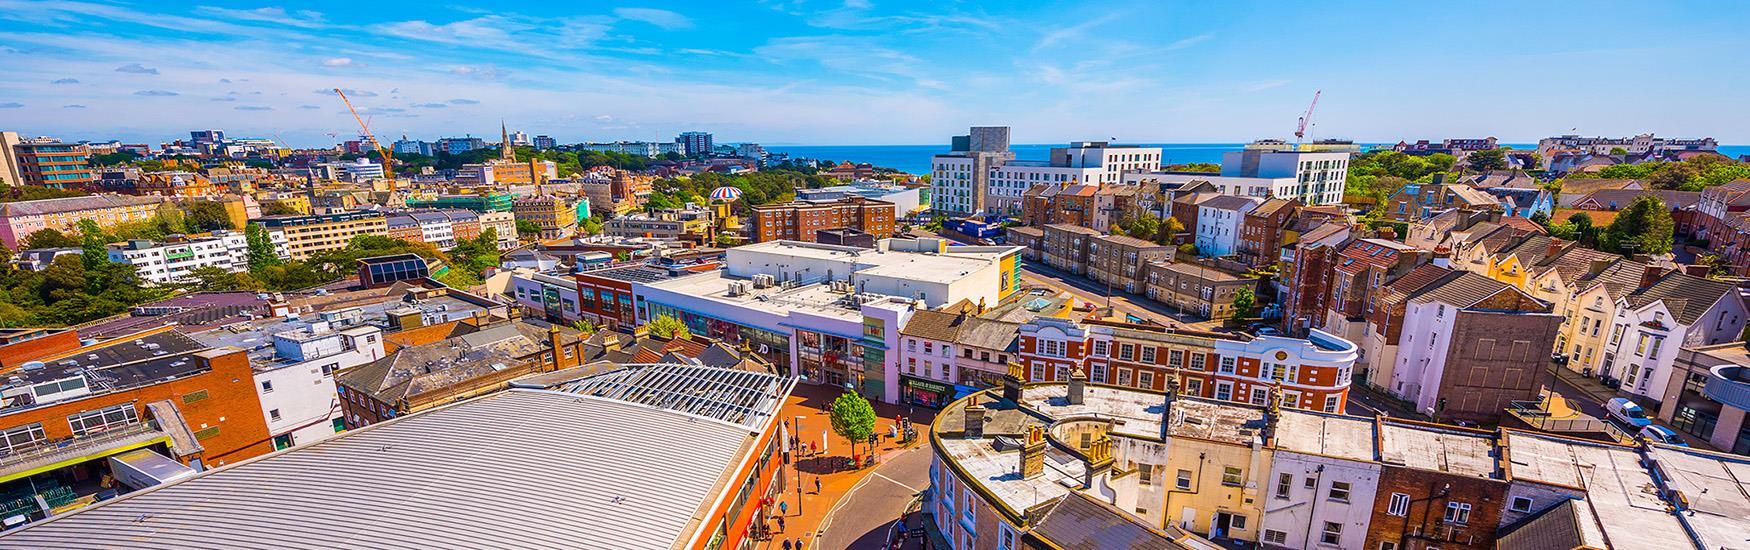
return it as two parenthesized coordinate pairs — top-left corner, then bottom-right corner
(1294, 89), (1321, 151)
(333, 88), (395, 187)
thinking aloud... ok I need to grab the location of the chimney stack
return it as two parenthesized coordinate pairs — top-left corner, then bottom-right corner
(1003, 361), (1026, 402)
(1683, 263), (1710, 277)
(1067, 367), (1087, 405)
(963, 403), (986, 438)
(1639, 264), (1665, 289)
(1545, 239), (1564, 260)
(547, 323), (563, 372)
(1081, 434), (1114, 489)
(1263, 383), (1284, 445)
(1019, 425), (1046, 479)
(1588, 258), (1613, 276)
(1158, 375), (1179, 440)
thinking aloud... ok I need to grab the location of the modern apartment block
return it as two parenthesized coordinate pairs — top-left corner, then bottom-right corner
(107, 230), (250, 285)
(253, 211), (389, 261)
(1087, 234), (1175, 294)
(1123, 144), (1351, 205)
(747, 196), (894, 243)
(676, 131), (714, 156)
(10, 138), (95, 189)
(0, 194), (166, 248)
(929, 126), (1014, 217)
(511, 195), (587, 240)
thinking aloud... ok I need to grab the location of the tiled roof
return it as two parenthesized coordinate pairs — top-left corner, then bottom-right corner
(1250, 198), (1297, 217)
(1575, 189), (1701, 210)
(1624, 270), (1737, 325)
(1097, 234), (1168, 250)
(1575, 258), (1647, 300)
(1532, 246), (1620, 283)
(1496, 498), (1607, 550)
(1557, 178), (1641, 197)
(1028, 492), (1190, 550)
(1200, 195), (1262, 211)
(898, 309), (966, 342)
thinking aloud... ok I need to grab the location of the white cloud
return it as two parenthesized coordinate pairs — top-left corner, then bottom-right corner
(322, 57), (358, 67)
(133, 90), (177, 96)
(448, 98), (480, 105)
(614, 8), (692, 30)
(450, 65), (507, 81)
(1033, 13), (1120, 52)
(1241, 80), (1291, 93)
(192, 6), (327, 28)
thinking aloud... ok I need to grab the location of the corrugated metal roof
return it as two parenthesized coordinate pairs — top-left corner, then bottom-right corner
(0, 389), (758, 550)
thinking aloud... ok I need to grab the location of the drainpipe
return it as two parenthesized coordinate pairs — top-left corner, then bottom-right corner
(1298, 464), (1327, 550)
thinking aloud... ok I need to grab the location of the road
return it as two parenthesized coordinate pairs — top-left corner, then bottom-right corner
(816, 440), (933, 549)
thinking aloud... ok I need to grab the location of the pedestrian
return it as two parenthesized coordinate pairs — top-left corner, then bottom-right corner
(814, 477), (822, 494)
(783, 539), (793, 550)
(779, 500), (788, 516)
(796, 539), (805, 550)
(777, 515), (786, 533)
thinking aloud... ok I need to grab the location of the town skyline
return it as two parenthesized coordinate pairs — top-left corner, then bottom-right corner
(5, 1), (1750, 146)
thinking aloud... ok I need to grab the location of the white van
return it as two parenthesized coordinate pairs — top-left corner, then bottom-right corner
(1606, 397), (1652, 429)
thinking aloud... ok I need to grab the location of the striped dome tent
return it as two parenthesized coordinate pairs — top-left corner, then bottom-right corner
(709, 186), (742, 202)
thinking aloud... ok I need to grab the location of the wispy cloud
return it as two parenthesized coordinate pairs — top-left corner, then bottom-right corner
(1165, 33), (1213, 50)
(235, 105), (274, 111)
(133, 90), (177, 96)
(448, 98), (480, 105)
(317, 88), (377, 97)
(1033, 13), (1121, 52)
(1241, 80), (1291, 93)
(450, 65), (507, 81)
(115, 63), (158, 74)
(0, 102), (22, 109)
(192, 6), (326, 28)
(62, 104), (84, 109)
(614, 8), (692, 30)
(322, 57), (360, 67)
(50, 78), (78, 84)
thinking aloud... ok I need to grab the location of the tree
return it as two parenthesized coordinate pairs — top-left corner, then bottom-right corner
(579, 216), (604, 236)
(1229, 287), (1256, 324)
(713, 233), (739, 248)
(23, 228), (79, 250)
(1466, 149), (1508, 172)
(1609, 147), (1628, 155)
(828, 392), (877, 465)
(1122, 214), (1163, 242)
(571, 319), (597, 336)
(262, 202), (302, 216)
(1568, 213), (1596, 246)
(643, 314), (688, 339)
(184, 202), (236, 232)
(186, 266), (261, 292)
(0, 186), (87, 203)
(245, 224), (280, 270)
(1159, 216), (1187, 245)
(1164, 162), (1220, 173)
(516, 220), (542, 239)
(1529, 210), (1551, 229)
(1602, 195), (1674, 255)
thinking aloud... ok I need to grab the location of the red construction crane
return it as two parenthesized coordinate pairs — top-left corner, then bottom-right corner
(333, 88), (394, 187)
(1294, 89), (1321, 150)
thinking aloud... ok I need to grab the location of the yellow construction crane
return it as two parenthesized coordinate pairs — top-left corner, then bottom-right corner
(333, 88), (395, 186)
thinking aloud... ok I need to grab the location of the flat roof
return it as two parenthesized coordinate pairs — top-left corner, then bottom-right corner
(2, 329), (213, 415)
(0, 386), (771, 550)
(1503, 432), (1688, 550)
(1378, 421), (1496, 478)
(648, 269), (897, 322)
(1273, 412), (1376, 461)
(1648, 445), (1750, 550)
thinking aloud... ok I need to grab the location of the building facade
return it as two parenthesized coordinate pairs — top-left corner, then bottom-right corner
(107, 231), (250, 285)
(253, 211), (390, 261)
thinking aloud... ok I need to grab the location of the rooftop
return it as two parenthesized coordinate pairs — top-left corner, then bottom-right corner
(1646, 445), (1750, 550)
(1377, 420), (1497, 478)
(0, 385), (778, 550)
(0, 329), (213, 414)
(1501, 431), (1686, 550)
(552, 363), (794, 430)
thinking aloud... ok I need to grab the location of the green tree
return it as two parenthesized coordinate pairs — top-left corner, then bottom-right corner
(713, 233), (739, 248)
(1229, 287), (1256, 324)
(1602, 195), (1674, 255)
(0, 242), (13, 280)
(1609, 147), (1628, 155)
(184, 202), (236, 232)
(186, 266), (261, 292)
(1178, 243), (1199, 257)
(0, 186), (88, 203)
(571, 319), (597, 336)
(1122, 214), (1163, 242)
(245, 224), (280, 270)
(579, 216), (605, 236)
(1164, 162), (1220, 173)
(829, 392), (877, 464)
(643, 314), (688, 339)
(1466, 149), (1508, 172)
(515, 220), (542, 239)
(23, 228), (79, 250)
(1568, 213), (1596, 246)
(262, 202), (301, 216)
(1529, 210), (1551, 229)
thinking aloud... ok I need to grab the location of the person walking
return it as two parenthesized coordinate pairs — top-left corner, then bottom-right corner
(779, 500), (788, 516)
(813, 477), (822, 494)
(783, 539), (793, 550)
(776, 515), (786, 533)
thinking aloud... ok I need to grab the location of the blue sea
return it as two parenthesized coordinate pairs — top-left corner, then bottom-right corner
(767, 143), (1750, 175)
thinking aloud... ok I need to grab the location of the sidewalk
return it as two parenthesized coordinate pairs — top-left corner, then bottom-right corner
(761, 383), (935, 549)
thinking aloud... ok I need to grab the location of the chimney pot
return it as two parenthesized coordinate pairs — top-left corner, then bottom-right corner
(1640, 264), (1664, 289)
(964, 403), (986, 438)
(1067, 367), (1087, 405)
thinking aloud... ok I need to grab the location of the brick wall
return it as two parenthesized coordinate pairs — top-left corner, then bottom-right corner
(1366, 466), (1506, 550)
(1438, 309), (1561, 424)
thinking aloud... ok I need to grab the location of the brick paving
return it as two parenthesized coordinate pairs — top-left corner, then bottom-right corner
(760, 383), (936, 550)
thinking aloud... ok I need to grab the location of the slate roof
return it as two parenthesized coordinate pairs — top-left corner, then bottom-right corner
(1575, 189), (1701, 210)
(1410, 272), (1517, 308)
(1495, 498), (1607, 550)
(1199, 195), (1262, 211)
(0, 194), (162, 217)
(1575, 258), (1649, 300)
(1558, 178), (1641, 198)
(1482, 187), (1548, 210)
(1623, 270), (1737, 325)
(1531, 246), (1621, 284)
(1097, 234), (1169, 250)
(1027, 492), (1186, 550)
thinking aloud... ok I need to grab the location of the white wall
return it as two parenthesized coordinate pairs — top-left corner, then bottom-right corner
(254, 326), (384, 449)
(1260, 451), (1382, 550)
(1393, 300), (1457, 413)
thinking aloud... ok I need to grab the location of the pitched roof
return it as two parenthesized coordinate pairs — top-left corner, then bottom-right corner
(1410, 272), (1519, 308)
(1497, 216), (1549, 234)
(1200, 195), (1262, 211)
(1624, 270), (1737, 324)
(1575, 258), (1648, 300)
(0, 194), (163, 217)
(899, 308), (967, 342)
(1558, 178), (1641, 197)
(1097, 233), (1169, 250)
(1249, 198), (1297, 217)
(1495, 498), (1607, 550)
(1027, 492), (1189, 550)
(1575, 189), (1701, 210)
(1532, 246), (1621, 283)
(1481, 187), (1548, 209)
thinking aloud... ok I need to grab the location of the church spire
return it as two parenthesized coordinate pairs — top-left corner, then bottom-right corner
(500, 120), (514, 161)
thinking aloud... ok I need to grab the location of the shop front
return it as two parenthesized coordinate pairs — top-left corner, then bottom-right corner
(900, 375), (956, 409)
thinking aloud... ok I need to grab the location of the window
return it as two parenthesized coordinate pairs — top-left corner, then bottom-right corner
(1117, 368), (1133, 386)
(1040, 340), (1065, 357)
(1138, 371), (1154, 389)
(1264, 529), (1288, 545)
(1230, 514), (1246, 530)
(1189, 353), (1206, 371)
(0, 423), (46, 453)
(1251, 387), (1270, 405)
(1176, 469), (1193, 490)
(1090, 366), (1107, 384)
(1321, 522), (1342, 545)
(907, 339), (916, 352)
(998, 525), (1016, 550)
(1329, 481), (1350, 502)
(1142, 347), (1157, 364)
(67, 404), (140, 436)
(1222, 467), (1243, 486)
(1379, 543), (1398, 550)
(261, 380), (275, 393)
(1510, 496), (1533, 513)
(1215, 381), (1233, 401)
(1138, 464), (1153, 485)
(1387, 493), (1410, 516)
(269, 409), (282, 421)
(1275, 473), (1292, 499)
(1093, 340), (1109, 357)
(1444, 502), (1471, 524)
(1324, 395), (1341, 413)
(1119, 343), (1135, 361)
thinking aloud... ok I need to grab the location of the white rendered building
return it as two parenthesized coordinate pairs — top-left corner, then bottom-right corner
(107, 230), (250, 285)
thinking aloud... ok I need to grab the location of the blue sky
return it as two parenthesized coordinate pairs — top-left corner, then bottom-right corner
(2, 1), (1748, 147)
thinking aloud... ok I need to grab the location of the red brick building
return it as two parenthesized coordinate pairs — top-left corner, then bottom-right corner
(0, 328), (82, 369)
(748, 197), (894, 243)
(1366, 420), (1507, 550)
(1237, 198), (1298, 268)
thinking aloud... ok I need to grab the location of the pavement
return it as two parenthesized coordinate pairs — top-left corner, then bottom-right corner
(1018, 259), (1197, 326)
(761, 383), (937, 550)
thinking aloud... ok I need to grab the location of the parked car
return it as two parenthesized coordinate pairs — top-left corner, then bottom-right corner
(1606, 397), (1653, 429)
(1638, 425), (1688, 446)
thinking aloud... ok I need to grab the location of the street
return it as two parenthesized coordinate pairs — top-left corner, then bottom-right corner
(815, 441), (932, 549)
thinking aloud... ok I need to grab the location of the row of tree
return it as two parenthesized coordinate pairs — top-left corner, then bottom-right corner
(1586, 155), (1750, 192)
(1532, 195), (1674, 256)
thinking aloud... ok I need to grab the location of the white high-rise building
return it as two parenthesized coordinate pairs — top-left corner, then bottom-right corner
(107, 230), (250, 285)
(1123, 143), (1351, 205)
(930, 129), (1161, 217)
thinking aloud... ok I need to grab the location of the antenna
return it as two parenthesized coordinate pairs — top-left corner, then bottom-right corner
(1294, 89), (1322, 150)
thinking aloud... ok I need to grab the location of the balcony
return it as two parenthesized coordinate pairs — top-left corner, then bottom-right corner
(0, 421), (171, 484)
(1705, 365), (1750, 411)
